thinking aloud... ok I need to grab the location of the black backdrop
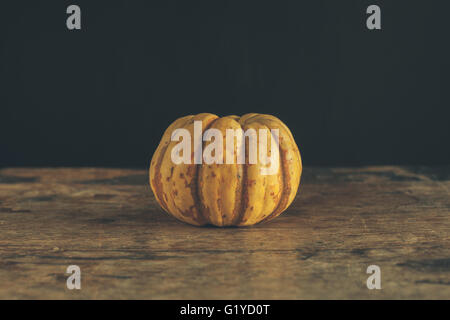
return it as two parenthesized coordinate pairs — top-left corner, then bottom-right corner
(1, 0), (449, 168)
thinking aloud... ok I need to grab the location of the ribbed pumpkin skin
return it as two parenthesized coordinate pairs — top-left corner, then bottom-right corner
(149, 113), (302, 227)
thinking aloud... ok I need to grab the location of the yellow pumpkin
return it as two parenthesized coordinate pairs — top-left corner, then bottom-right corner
(149, 113), (302, 226)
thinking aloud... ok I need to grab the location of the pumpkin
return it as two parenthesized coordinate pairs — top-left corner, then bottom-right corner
(149, 113), (302, 226)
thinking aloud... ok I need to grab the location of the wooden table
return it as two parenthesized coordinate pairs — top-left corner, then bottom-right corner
(0, 166), (448, 299)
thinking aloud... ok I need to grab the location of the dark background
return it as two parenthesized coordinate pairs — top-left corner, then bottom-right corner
(1, 0), (449, 168)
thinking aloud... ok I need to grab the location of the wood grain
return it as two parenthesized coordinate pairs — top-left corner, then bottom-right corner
(0, 166), (449, 299)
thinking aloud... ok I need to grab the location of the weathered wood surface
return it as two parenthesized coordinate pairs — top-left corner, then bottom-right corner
(0, 166), (448, 299)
